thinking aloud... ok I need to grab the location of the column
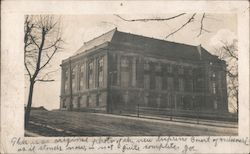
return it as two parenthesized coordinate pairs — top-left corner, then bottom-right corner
(60, 67), (65, 95)
(76, 64), (80, 93)
(94, 58), (97, 88)
(117, 54), (121, 86)
(132, 57), (137, 87)
(86, 61), (89, 89)
(60, 67), (65, 109)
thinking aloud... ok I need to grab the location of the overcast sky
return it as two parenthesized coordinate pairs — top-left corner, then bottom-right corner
(24, 14), (237, 111)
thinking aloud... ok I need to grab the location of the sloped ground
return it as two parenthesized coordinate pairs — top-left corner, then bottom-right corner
(26, 110), (238, 137)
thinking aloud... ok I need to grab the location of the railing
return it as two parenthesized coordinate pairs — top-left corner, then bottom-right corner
(114, 105), (238, 123)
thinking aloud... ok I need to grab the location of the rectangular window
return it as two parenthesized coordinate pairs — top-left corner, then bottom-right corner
(62, 99), (67, 108)
(144, 61), (150, 71)
(121, 71), (130, 87)
(72, 66), (77, 92)
(96, 94), (102, 106)
(98, 58), (104, 87)
(64, 69), (69, 92)
(121, 57), (130, 87)
(86, 96), (89, 107)
(212, 82), (216, 94)
(155, 76), (162, 90)
(77, 97), (81, 108)
(79, 64), (85, 90)
(179, 78), (184, 91)
(186, 79), (193, 91)
(155, 64), (161, 72)
(121, 57), (129, 68)
(124, 93), (129, 104)
(178, 67), (184, 74)
(167, 77), (174, 90)
(214, 100), (218, 109)
(168, 65), (173, 73)
(144, 75), (150, 89)
(188, 69), (193, 75)
(88, 61), (94, 89)
(162, 76), (168, 90)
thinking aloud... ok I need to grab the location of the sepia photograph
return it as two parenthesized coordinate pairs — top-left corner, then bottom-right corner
(1, 1), (249, 154)
(24, 14), (238, 137)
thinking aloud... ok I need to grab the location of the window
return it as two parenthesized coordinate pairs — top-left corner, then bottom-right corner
(178, 66), (184, 74)
(167, 77), (174, 90)
(187, 79), (193, 91)
(155, 76), (162, 90)
(88, 61), (94, 89)
(212, 82), (216, 94)
(62, 99), (67, 108)
(98, 58), (104, 87)
(124, 93), (129, 104)
(79, 64), (85, 90)
(214, 100), (218, 109)
(64, 70), (69, 92)
(121, 57), (129, 68)
(86, 96), (89, 107)
(212, 72), (216, 78)
(144, 61), (150, 70)
(188, 69), (192, 75)
(72, 66), (77, 92)
(167, 65), (172, 73)
(121, 57), (130, 87)
(121, 71), (130, 87)
(179, 78), (184, 91)
(77, 97), (81, 108)
(162, 76), (168, 90)
(155, 63), (161, 72)
(96, 94), (102, 106)
(144, 75), (150, 89)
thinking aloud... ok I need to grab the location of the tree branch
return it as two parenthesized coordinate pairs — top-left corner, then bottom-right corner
(29, 35), (40, 49)
(222, 45), (238, 61)
(115, 13), (186, 22)
(197, 13), (210, 37)
(42, 37), (62, 51)
(39, 46), (58, 71)
(166, 13), (196, 39)
(35, 79), (55, 82)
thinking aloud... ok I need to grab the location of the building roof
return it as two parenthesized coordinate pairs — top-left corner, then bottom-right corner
(74, 28), (219, 61)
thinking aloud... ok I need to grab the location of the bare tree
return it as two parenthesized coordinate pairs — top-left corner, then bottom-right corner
(115, 13), (210, 39)
(24, 15), (64, 128)
(216, 40), (238, 114)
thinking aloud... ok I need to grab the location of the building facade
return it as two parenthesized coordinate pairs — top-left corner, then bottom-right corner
(60, 28), (228, 115)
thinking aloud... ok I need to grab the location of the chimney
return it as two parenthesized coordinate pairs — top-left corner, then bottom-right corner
(197, 44), (202, 60)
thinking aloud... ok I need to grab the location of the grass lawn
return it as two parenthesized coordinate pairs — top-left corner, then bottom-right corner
(27, 110), (238, 136)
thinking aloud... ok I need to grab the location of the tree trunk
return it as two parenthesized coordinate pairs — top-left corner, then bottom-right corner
(25, 80), (35, 129)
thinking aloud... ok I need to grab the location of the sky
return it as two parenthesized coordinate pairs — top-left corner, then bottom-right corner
(24, 14), (237, 111)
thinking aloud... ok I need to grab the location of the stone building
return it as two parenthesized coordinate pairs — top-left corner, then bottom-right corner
(60, 28), (228, 115)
